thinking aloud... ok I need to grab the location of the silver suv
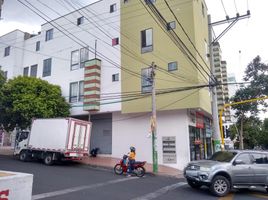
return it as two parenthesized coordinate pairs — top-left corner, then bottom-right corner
(184, 150), (268, 197)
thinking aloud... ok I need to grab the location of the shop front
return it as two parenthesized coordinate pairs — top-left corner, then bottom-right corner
(189, 112), (213, 161)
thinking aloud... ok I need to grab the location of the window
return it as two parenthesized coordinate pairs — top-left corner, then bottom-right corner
(235, 153), (252, 165)
(141, 67), (152, 93)
(36, 41), (40, 51)
(168, 61), (178, 71)
(80, 47), (89, 68)
(145, 0), (156, 4)
(71, 50), (79, 70)
(30, 64), (38, 77)
(69, 81), (84, 103)
(43, 58), (52, 77)
(141, 28), (153, 53)
(167, 21), (176, 30)
(251, 153), (268, 164)
(45, 29), (53, 41)
(112, 38), (119, 46)
(4, 46), (10, 57)
(112, 73), (119, 82)
(77, 16), (85, 25)
(23, 67), (29, 77)
(110, 4), (116, 13)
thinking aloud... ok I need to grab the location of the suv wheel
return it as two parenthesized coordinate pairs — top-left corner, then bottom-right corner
(187, 179), (202, 189)
(210, 175), (230, 197)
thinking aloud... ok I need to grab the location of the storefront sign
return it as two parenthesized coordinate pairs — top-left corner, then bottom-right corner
(162, 136), (176, 164)
(196, 112), (204, 129)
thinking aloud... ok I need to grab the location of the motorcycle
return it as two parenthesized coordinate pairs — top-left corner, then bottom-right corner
(114, 155), (146, 177)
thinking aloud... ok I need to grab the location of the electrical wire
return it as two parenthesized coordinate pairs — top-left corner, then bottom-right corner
(221, 0), (229, 17)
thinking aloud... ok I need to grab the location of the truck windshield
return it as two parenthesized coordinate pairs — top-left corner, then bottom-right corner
(209, 151), (237, 162)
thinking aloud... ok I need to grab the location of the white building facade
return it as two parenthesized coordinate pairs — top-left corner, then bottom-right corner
(0, 0), (214, 170)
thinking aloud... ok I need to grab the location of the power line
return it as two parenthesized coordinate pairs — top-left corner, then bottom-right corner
(140, 0), (212, 84)
(234, 0), (238, 13)
(221, 0), (229, 18)
(163, 0), (215, 82)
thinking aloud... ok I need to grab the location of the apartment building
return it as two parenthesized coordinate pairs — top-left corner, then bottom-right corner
(0, 0), (213, 170)
(212, 42), (231, 122)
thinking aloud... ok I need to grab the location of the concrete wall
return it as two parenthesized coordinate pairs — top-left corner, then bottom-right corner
(112, 109), (190, 170)
(0, 170), (33, 200)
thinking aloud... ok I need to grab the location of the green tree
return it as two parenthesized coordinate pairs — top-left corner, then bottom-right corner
(0, 66), (6, 88)
(257, 118), (268, 149)
(230, 56), (268, 149)
(0, 76), (70, 131)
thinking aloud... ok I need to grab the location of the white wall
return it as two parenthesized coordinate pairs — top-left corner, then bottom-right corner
(0, 0), (121, 116)
(112, 109), (191, 170)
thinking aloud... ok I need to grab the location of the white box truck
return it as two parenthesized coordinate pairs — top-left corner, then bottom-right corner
(14, 118), (92, 165)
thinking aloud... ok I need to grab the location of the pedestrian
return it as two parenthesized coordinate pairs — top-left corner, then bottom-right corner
(127, 146), (136, 177)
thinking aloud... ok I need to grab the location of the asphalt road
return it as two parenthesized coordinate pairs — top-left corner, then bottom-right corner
(0, 155), (268, 200)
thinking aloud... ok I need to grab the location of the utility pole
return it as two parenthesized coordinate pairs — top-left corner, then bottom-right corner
(150, 62), (158, 173)
(0, 0), (4, 20)
(208, 15), (221, 152)
(208, 11), (250, 152)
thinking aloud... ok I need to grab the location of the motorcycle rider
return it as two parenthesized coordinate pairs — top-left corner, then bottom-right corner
(127, 146), (136, 177)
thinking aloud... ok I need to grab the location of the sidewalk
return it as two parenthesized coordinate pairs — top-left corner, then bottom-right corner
(0, 147), (184, 178)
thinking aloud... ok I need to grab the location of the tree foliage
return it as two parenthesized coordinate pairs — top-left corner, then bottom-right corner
(229, 56), (268, 149)
(0, 76), (70, 131)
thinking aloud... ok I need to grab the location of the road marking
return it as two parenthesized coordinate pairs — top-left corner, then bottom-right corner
(131, 182), (187, 200)
(32, 177), (137, 200)
(219, 193), (234, 200)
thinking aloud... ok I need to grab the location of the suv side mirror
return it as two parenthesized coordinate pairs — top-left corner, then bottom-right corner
(233, 159), (244, 166)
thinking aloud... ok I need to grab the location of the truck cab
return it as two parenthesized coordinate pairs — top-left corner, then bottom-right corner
(14, 131), (29, 156)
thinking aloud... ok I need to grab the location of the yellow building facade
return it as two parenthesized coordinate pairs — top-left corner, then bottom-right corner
(121, 0), (211, 115)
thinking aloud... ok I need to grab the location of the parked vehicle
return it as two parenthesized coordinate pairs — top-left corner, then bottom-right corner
(114, 155), (146, 177)
(14, 118), (92, 165)
(184, 150), (268, 197)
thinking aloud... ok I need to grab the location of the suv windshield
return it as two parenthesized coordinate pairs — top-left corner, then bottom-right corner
(209, 151), (237, 162)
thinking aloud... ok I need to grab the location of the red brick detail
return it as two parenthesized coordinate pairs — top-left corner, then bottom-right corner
(85, 72), (100, 78)
(84, 80), (100, 85)
(85, 65), (100, 70)
(84, 94), (100, 99)
(84, 87), (100, 92)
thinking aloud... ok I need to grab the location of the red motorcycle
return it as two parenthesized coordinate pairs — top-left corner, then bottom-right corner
(114, 155), (146, 177)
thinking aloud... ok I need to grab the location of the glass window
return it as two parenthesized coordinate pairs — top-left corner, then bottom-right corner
(141, 28), (153, 53)
(77, 16), (85, 25)
(112, 38), (119, 46)
(145, 0), (156, 4)
(235, 153), (252, 165)
(43, 58), (52, 77)
(110, 4), (116, 13)
(23, 67), (29, 77)
(4, 46), (10, 57)
(167, 21), (176, 30)
(209, 151), (237, 162)
(36, 41), (40, 51)
(141, 67), (152, 93)
(79, 81), (84, 102)
(69, 82), (78, 103)
(80, 47), (89, 68)
(112, 73), (119, 82)
(168, 61), (178, 71)
(69, 81), (84, 103)
(251, 153), (268, 164)
(30, 64), (38, 77)
(45, 29), (53, 41)
(71, 50), (79, 70)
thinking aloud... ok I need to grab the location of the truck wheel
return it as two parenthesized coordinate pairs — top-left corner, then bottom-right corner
(209, 175), (230, 197)
(187, 179), (202, 189)
(19, 150), (28, 162)
(44, 154), (54, 165)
